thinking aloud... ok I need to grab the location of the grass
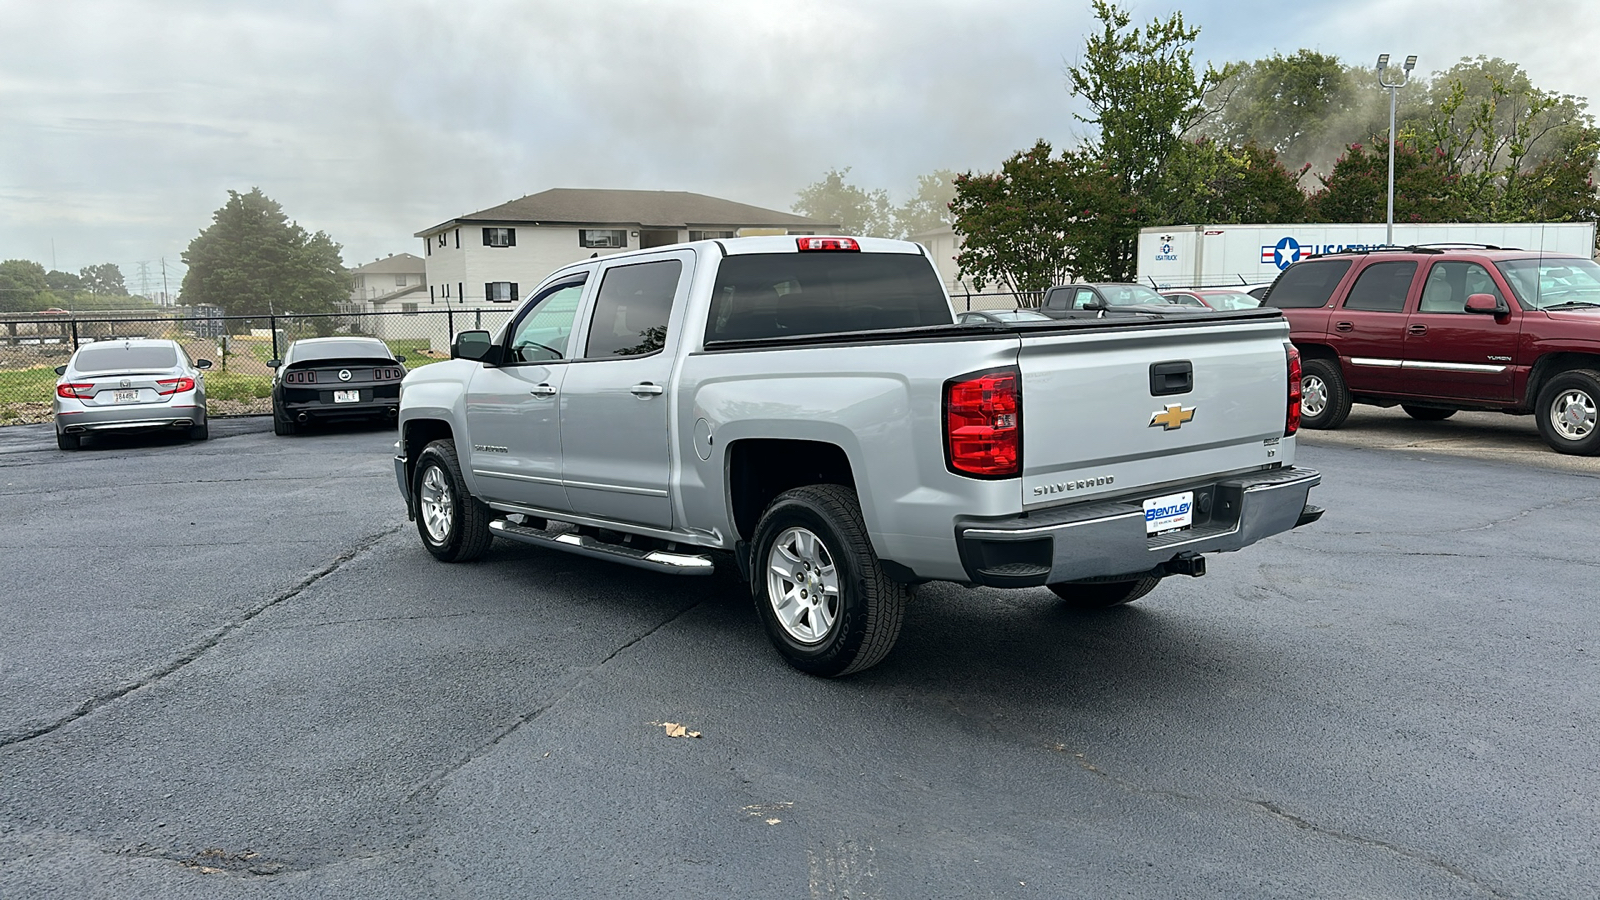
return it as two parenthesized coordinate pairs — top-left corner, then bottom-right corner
(0, 366), (59, 401)
(203, 371), (272, 401)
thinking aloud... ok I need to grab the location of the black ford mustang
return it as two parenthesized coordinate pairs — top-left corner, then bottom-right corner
(270, 337), (406, 435)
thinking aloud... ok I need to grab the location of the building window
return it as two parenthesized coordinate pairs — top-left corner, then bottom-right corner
(429, 285), (435, 303)
(455, 229), (460, 249)
(443, 283), (450, 298)
(458, 282), (464, 304)
(395, 274), (407, 287)
(483, 227), (516, 248)
(689, 231), (736, 241)
(579, 229), (628, 249)
(402, 302), (419, 316)
(437, 233), (447, 248)
(486, 282), (519, 303)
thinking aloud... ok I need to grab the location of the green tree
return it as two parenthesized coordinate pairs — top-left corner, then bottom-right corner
(180, 188), (350, 318)
(79, 263), (128, 296)
(0, 259), (49, 312)
(1201, 51), (1351, 163)
(1161, 140), (1310, 225)
(46, 270), (84, 294)
(1309, 142), (1469, 223)
(894, 169), (959, 239)
(792, 168), (894, 237)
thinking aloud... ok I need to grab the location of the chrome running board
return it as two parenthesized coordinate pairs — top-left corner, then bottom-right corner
(489, 519), (715, 576)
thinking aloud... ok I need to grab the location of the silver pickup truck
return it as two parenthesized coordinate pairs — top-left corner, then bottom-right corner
(394, 235), (1322, 676)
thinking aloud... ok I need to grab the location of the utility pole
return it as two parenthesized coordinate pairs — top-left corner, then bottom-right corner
(160, 258), (170, 307)
(137, 261), (152, 299)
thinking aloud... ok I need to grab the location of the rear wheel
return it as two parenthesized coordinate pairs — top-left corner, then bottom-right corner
(56, 431), (80, 451)
(1402, 405), (1456, 421)
(189, 421), (210, 441)
(1535, 368), (1600, 455)
(750, 484), (909, 677)
(1047, 574), (1163, 609)
(414, 440), (494, 562)
(1300, 358), (1352, 429)
(272, 403), (298, 436)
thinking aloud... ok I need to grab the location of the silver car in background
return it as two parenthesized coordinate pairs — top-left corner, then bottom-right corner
(53, 338), (212, 450)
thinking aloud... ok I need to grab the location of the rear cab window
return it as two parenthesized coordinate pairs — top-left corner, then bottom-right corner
(1263, 259), (1354, 309)
(706, 252), (952, 342)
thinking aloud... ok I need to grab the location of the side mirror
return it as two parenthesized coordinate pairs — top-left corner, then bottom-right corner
(453, 330), (494, 362)
(54, 365), (67, 376)
(268, 359), (281, 369)
(195, 359), (213, 370)
(395, 355), (407, 363)
(1081, 297), (1108, 311)
(1464, 293), (1509, 315)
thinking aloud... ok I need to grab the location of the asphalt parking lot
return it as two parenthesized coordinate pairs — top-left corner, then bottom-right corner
(0, 411), (1595, 898)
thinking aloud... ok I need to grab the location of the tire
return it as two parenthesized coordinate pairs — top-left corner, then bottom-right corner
(413, 440), (495, 561)
(1402, 405), (1456, 421)
(189, 421), (210, 441)
(272, 404), (298, 436)
(1300, 357), (1352, 430)
(1047, 574), (1163, 609)
(750, 484), (909, 677)
(56, 431), (80, 451)
(1535, 368), (1600, 455)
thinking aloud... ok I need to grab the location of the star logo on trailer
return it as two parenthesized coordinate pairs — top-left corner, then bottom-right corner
(1155, 234), (1177, 261)
(1260, 237), (1303, 270)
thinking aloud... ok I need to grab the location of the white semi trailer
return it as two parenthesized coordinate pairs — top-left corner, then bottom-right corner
(1137, 222), (1597, 289)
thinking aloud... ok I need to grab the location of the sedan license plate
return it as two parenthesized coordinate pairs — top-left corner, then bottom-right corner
(113, 390), (140, 403)
(333, 390), (360, 403)
(1144, 491), (1194, 535)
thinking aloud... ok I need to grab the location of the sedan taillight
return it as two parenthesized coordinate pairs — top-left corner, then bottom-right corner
(944, 367), (1022, 477)
(156, 377), (195, 395)
(56, 383), (95, 399)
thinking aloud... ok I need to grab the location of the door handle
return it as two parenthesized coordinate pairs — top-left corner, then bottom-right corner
(1334, 321), (1353, 332)
(529, 383), (556, 397)
(630, 382), (665, 397)
(1408, 324), (1428, 335)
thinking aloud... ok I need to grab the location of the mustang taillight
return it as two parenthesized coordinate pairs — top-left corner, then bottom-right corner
(1286, 344), (1302, 436)
(56, 383), (94, 399)
(796, 237), (860, 252)
(944, 367), (1021, 477)
(377, 367), (403, 380)
(156, 377), (195, 395)
(284, 370), (316, 384)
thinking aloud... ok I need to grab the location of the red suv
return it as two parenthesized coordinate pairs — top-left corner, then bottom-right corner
(1264, 245), (1600, 454)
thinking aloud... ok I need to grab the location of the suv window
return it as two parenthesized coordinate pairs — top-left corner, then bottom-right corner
(584, 260), (682, 357)
(1342, 261), (1417, 312)
(1418, 261), (1505, 314)
(1264, 259), (1353, 308)
(707, 252), (951, 341)
(507, 279), (586, 362)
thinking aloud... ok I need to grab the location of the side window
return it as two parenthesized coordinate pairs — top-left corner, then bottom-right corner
(1418, 262), (1504, 314)
(507, 280), (586, 363)
(1342, 261), (1417, 312)
(1072, 288), (1098, 309)
(583, 260), (682, 358)
(1264, 259), (1354, 308)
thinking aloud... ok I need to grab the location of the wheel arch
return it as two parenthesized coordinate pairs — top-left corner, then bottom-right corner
(1525, 352), (1600, 408)
(401, 417), (456, 495)
(726, 438), (856, 544)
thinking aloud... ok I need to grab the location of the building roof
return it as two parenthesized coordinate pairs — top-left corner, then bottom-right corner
(351, 253), (425, 275)
(418, 188), (833, 236)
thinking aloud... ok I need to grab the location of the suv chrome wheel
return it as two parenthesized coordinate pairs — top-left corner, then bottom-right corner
(765, 526), (840, 644)
(1301, 374), (1328, 418)
(1550, 388), (1597, 440)
(419, 464), (455, 543)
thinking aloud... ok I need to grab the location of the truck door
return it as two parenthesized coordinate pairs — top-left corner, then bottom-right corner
(1402, 260), (1520, 402)
(463, 275), (588, 513)
(1327, 260), (1418, 395)
(558, 251), (692, 529)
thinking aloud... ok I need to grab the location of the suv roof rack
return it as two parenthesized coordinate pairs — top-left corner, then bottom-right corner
(1307, 242), (1524, 261)
(1408, 242), (1520, 251)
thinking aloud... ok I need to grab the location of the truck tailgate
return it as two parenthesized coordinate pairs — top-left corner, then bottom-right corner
(1017, 317), (1290, 507)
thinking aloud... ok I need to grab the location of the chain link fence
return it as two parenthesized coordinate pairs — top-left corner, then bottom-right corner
(0, 307), (514, 426)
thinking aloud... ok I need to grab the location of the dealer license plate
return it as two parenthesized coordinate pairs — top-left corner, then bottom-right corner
(334, 390), (360, 403)
(1143, 491), (1194, 535)
(113, 390), (140, 403)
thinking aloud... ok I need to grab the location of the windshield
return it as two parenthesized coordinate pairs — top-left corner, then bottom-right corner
(1202, 292), (1259, 310)
(1097, 284), (1165, 305)
(74, 343), (178, 373)
(1494, 258), (1600, 309)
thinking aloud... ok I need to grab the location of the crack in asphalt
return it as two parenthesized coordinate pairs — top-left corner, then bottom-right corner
(1053, 748), (1512, 899)
(1327, 493), (1600, 539)
(403, 598), (706, 805)
(0, 525), (402, 750)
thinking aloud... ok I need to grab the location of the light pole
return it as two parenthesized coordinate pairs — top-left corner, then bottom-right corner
(1376, 53), (1417, 246)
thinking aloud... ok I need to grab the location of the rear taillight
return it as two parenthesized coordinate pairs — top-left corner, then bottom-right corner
(1286, 344), (1302, 436)
(284, 370), (316, 384)
(378, 367), (403, 380)
(156, 377), (195, 396)
(796, 237), (860, 252)
(56, 383), (94, 399)
(944, 367), (1021, 477)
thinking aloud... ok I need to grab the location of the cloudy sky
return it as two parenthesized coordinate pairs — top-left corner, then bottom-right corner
(2, 0), (1594, 292)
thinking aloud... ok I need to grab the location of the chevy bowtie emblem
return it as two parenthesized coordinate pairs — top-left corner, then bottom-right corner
(1149, 404), (1196, 430)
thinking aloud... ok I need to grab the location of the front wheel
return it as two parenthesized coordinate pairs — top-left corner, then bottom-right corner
(1047, 574), (1163, 609)
(1300, 358), (1352, 430)
(413, 440), (494, 561)
(750, 484), (909, 677)
(1536, 369), (1600, 455)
